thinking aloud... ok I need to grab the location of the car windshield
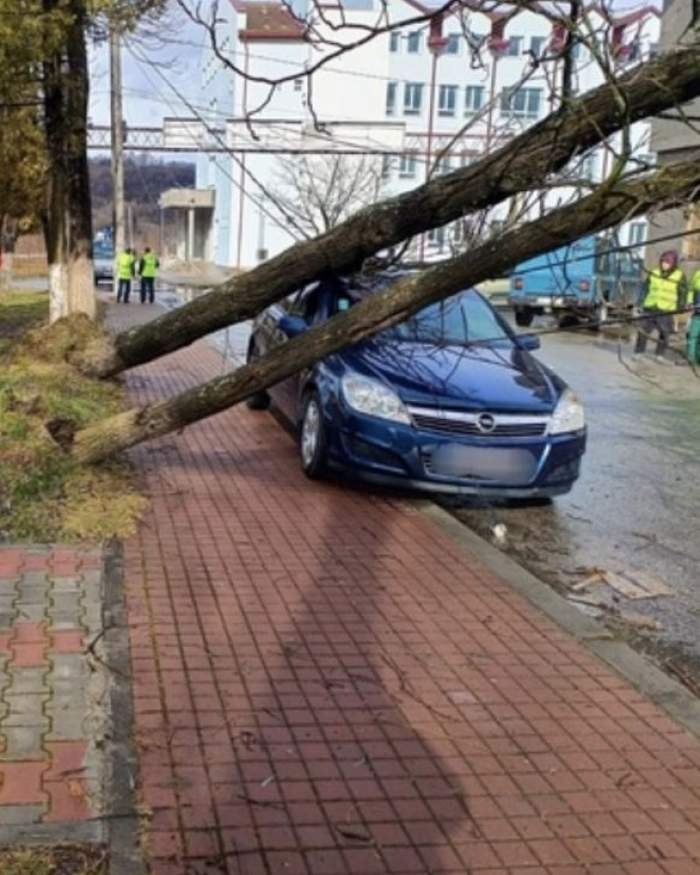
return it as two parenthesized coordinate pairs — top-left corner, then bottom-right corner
(94, 244), (113, 259)
(385, 290), (512, 347)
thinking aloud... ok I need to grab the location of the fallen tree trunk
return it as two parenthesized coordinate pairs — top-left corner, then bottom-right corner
(78, 42), (700, 378)
(72, 158), (700, 464)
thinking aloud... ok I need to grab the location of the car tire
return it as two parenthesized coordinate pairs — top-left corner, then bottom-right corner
(556, 312), (578, 330)
(245, 341), (270, 410)
(299, 392), (327, 479)
(508, 496), (553, 508)
(514, 308), (534, 328)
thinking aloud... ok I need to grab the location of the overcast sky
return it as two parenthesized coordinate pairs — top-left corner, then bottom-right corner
(88, 15), (205, 129)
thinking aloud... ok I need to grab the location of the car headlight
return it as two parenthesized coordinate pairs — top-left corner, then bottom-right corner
(548, 389), (585, 434)
(341, 374), (411, 425)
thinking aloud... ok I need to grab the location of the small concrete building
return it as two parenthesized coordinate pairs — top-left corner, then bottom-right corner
(649, 0), (700, 278)
(159, 187), (215, 262)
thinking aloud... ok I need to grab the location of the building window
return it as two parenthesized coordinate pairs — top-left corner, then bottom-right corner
(381, 154), (394, 180)
(428, 226), (446, 250)
(435, 154), (451, 175)
(465, 85), (485, 113)
(446, 33), (460, 54)
(468, 31), (487, 55)
(626, 39), (641, 62)
(530, 35), (545, 57)
(404, 82), (424, 115)
(386, 81), (397, 115)
(501, 86), (542, 118)
(451, 220), (468, 245)
(407, 31), (421, 53)
(438, 84), (458, 116)
(390, 31), (400, 52)
(506, 35), (523, 56)
(628, 222), (646, 246)
(399, 152), (417, 178)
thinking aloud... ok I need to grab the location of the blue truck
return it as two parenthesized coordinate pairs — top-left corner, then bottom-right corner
(509, 235), (644, 327)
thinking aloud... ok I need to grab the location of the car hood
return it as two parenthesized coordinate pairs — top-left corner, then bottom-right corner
(347, 340), (562, 413)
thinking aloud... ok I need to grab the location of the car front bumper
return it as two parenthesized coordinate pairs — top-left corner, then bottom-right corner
(323, 405), (585, 498)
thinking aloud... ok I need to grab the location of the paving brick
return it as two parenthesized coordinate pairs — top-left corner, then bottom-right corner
(43, 778), (91, 822)
(0, 761), (47, 804)
(49, 630), (84, 654)
(44, 740), (89, 781)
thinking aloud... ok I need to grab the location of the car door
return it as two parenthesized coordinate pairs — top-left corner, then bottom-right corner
(270, 285), (321, 420)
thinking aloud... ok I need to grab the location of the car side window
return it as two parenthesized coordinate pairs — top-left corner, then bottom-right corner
(286, 285), (320, 321)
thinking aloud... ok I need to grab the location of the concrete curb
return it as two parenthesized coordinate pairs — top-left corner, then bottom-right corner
(103, 540), (147, 875)
(417, 500), (700, 740)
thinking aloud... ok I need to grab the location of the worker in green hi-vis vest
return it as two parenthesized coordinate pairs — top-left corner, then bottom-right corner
(138, 246), (160, 305)
(633, 250), (687, 364)
(116, 248), (136, 304)
(688, 267), (700, 365)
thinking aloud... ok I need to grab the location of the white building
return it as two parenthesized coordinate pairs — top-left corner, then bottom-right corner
(191, 0), (660, 269)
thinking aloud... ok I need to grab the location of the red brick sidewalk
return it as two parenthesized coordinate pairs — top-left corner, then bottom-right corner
(123, 340), (700, 875)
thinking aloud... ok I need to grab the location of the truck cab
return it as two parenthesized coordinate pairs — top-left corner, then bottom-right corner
(509, 235), (643, 327)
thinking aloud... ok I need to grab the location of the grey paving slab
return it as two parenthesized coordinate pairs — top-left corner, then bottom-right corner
(48, 577), (82, 593)
(0, 805), (46, 825)
(2, 694), (49, 728)
(0, 726), (46, 760)
(14, 604), (48, 623)
(46, 654), (88, 685)
(7, 668), (49, 695)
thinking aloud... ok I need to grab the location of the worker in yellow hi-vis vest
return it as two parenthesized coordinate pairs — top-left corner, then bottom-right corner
(116, 248), (136, 304)
(138, 247), (160, 304)
(633, 250), (688, 363)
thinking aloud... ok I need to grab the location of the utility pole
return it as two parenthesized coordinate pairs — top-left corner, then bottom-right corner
(110, 26), (126, 257)
(128, 202), (135, 249)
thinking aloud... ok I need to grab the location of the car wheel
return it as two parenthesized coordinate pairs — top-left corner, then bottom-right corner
(514, 308), (534, 328)
(299, 392), (327, 479)
(245, 341), (270, 410)
(508, 496), (553, 508)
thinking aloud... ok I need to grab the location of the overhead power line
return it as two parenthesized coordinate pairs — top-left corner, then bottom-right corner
(125, 41), (306, 242)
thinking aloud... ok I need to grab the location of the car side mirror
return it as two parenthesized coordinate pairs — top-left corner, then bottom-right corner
(516, 333), (541, 351)
(279, 314), (307, 337)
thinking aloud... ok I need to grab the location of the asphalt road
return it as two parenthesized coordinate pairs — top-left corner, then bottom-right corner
(453, 319), (700, 691)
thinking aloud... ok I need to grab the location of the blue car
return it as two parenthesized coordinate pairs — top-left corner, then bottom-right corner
(247, 275), (586, 499)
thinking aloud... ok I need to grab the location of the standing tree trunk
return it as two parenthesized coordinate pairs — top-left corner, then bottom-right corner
(0, 216), (17, 290)
(43, 0), (95, 323)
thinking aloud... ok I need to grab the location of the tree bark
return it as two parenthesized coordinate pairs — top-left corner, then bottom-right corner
(78, 41), (700, 378)
(0, 217), (17, 290)
(72, 158), (700, 465)
(43, 0), (95, 323)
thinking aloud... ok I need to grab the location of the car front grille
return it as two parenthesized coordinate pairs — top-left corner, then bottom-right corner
(409, 407), (549, 438)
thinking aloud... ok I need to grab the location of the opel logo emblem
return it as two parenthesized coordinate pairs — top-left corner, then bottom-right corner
(477, 413), (496, 433)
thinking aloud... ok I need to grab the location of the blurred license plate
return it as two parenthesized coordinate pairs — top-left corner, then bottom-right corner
(430, 444), (536, 483)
